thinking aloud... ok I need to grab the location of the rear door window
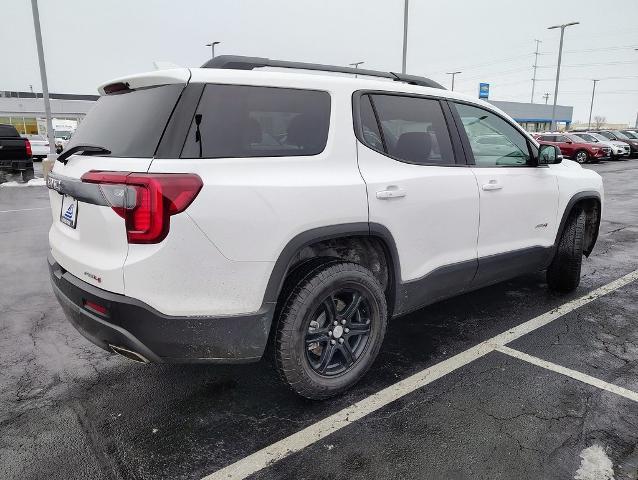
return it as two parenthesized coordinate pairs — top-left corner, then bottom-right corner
(360, 94), (456, 165)
(66, 84), (184, 158)
(181, 85), (331, 158)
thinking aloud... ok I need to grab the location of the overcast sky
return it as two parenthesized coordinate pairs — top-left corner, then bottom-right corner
(4, 0), (638, 124)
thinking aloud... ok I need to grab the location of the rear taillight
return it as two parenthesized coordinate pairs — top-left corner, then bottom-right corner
(81, 171), (203, 244)
(25, 139), (32, 157)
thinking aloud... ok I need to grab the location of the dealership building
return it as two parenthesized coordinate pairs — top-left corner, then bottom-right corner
(0, 90), (97, 135)
(488, 100), (574, 132)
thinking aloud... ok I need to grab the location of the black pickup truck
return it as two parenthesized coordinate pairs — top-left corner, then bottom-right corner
(0, 124), (34, 174)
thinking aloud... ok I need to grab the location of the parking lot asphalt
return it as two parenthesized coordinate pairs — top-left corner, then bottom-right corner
(1, 160), (637, 480)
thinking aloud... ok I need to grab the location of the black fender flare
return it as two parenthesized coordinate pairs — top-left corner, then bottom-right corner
(261, 222), (402, 308)
(553, 190), (602, 257)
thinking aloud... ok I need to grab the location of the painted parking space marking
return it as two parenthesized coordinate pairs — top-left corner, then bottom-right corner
(0, 207), (49, 214)
(201, 268), (638, 480)
(496, 345), (638, 403)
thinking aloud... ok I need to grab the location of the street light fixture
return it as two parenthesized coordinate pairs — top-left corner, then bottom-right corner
(446, 71), (461, 91)
(548, 21), (579, 131)
(205, 41), (221, 59)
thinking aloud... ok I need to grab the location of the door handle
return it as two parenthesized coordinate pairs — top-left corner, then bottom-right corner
(482, 181), (503, 191)
(376, 187), (406, 199)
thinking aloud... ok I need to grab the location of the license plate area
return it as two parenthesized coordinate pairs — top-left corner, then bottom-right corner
(60, 195), (78, 229)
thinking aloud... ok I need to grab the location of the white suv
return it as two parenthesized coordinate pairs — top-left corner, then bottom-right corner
(47, 56), (603, 399)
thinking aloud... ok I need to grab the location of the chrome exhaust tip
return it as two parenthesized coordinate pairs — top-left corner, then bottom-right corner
(109, 344), (150, 364)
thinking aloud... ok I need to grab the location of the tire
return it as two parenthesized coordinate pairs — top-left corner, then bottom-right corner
(547, 208), (586, 293)
(574, 150), (589, 164)
(274, 261), (387, 400)
(21, 167), (35, 182)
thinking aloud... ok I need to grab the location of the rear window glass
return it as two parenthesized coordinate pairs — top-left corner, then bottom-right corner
(0, 125), (19, 137)
(181, 85), (330, 158)
(65, 84), (184, 158)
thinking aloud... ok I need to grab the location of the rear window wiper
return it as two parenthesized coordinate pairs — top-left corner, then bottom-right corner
(57, 144), (111, 164)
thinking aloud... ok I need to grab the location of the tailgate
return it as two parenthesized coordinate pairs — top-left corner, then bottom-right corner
(0, 138), (27, 160)
(48, 157), (153, 293)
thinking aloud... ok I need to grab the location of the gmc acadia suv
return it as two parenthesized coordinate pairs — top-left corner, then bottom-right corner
(47, 56), (603, 399)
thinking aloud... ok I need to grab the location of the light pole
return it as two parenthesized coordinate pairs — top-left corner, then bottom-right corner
(446, 71), (461, 91)
(587, 79), (599, 129)
(205, 41), (220, 59)
(531, 39), (542, 103)
(543, 92), (550, 104)
(401, 0), (408, 74)
(349, 61), (364, 78)
(548, 21), (579, 131)
(30, 0), (55, 156)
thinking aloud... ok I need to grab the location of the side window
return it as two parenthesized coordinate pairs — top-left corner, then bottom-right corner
(181, 85), (330, 158)
(539, 135), (555, 142)
(365, 94), (456, 165)
(555, 135), (568, 142)
(453, 102), (532, 167)
(359, 95), (384, 151)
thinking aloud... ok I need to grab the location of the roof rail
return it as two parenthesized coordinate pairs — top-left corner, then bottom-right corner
(201, 55), (446, 90)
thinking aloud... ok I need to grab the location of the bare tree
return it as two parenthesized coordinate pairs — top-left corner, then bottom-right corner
(593, 116), (606, 129)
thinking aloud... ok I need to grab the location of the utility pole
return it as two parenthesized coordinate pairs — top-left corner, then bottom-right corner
(446, 71), (461, 91)
(401, 0), (408, 74)
(587, 79), (599, 129)
(543, 92), (550, 104)
(30, 0), (55, 157)
(548, 21), (579, 131)
(531, 39), (542, 103)
(205, 41), (220, 59)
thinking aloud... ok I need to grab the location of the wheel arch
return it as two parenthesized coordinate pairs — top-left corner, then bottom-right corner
(262, 223), (401, 316)
(555, 191), (601, 257)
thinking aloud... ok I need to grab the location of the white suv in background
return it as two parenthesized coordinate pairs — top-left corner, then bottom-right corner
(47, 56), (603, 399)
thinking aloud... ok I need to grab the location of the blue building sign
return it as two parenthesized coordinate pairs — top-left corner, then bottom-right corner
(479, 83), (489, 99)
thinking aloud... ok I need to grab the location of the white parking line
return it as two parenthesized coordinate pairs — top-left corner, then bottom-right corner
(0, 207), (49, 214)
(201, 268), (638, 480)
(496, 345), (638, 403)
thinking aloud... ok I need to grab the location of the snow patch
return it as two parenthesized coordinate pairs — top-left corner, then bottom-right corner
(0, 178), (46, 187)
(574, 444), (614, 480)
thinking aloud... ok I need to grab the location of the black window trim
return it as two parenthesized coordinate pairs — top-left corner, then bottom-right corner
(448, 99), (542, 168)
(352, 89), (468, 168)
(177, 82), (332, 160)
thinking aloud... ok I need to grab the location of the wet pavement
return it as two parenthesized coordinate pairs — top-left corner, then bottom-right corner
(0, 160), (637, 480)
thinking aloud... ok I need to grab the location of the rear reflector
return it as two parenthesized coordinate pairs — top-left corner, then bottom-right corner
(81, 171), (203, 244)
(83, 299), (109, 316)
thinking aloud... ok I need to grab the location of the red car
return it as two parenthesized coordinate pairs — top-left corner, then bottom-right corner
(534, 133), (611, 164)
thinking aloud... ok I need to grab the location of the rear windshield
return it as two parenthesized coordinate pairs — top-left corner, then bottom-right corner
(181, 84), (331, 158)
(0, 125), (20, 137)
(66, 84), (184, 158)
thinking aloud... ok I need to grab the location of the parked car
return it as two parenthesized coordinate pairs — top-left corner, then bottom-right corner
(24, 134), (50, 160)
(0, 124), (34, 176)
(46, 56), (603, 399)
(595, 130), (638, 157)
(572, 132), (630, 160)
(618, 130), (638, 141)
(534, 132), (610, 163)
(54, 129), (73, 153)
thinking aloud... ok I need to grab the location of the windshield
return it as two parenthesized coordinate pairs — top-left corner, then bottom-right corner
(598, 131), (614, 140)
(65, 84), (184, 158)
(54, 131), (72, 140)
(612, 131), (630, 140)
(621, 131), (638, 139)
(574, 133), (596, 142)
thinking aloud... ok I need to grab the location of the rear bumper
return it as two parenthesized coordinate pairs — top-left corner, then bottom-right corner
(0, 159), (33, 171)
(49, 254), (275, 363)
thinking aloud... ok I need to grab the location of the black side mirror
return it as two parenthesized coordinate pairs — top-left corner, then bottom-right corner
(538, 144), (562, 165)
